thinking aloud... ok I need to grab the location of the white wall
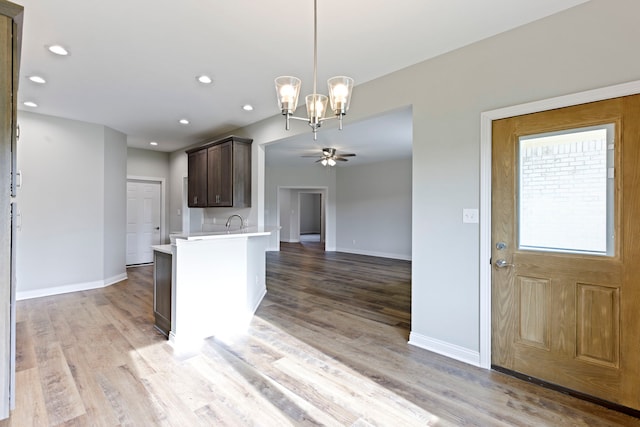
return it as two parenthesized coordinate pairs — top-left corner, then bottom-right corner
(16, 111), (127, 298)
(336, 158), (411, 260)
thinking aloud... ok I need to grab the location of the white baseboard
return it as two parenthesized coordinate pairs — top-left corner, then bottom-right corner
(16, 272), (128, 301)
(335, 247), (412, 261)
(104, 273), (128, 287)
(408, 331), (481, 367)
(250, 288), (267, 314)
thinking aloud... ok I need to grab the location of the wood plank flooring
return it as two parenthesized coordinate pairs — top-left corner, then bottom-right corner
(1, 242), (639, 426)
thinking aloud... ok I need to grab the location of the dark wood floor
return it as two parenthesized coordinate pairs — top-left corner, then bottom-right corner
(2, 242), (639, 426)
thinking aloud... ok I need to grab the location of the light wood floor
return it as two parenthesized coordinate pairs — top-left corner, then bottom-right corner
(2, 242), (639, 426)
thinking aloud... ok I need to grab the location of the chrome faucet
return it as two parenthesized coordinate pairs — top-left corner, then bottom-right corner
(225, 214), (244, 230)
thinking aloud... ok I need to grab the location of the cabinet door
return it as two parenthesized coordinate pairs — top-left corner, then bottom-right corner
(153, 251), (172, 336)
(207, 142), (232, 207)
(187, 149), (207, 207)
(232, 141), (251, 208)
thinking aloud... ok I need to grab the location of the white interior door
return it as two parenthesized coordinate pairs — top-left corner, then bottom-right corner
(126, 180), (161, 265)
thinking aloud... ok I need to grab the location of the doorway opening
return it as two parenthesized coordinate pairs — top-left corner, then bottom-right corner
(277, 187), (327, 251)
(299, 192), (323, 244)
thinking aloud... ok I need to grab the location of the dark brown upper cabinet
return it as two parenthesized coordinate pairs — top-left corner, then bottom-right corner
(186, 136), (252, 208)
(187, 148), (208, 207)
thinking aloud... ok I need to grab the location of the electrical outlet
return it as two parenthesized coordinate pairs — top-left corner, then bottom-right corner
(462, 208), (479, 224)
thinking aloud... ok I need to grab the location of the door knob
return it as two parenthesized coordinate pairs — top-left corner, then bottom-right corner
(495, 259), (513, 268)
(155, 227), (160, 230)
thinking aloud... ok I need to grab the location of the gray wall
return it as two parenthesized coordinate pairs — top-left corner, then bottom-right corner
(168, 149), (189, 233)
(166, 0), (640, 360)
(16, 111), (127, 298)
(299, 193), (321, 234)
(278, 188), (292, 242)
(104, 127), (127, 279)
(336, 158), (411, 260)
(127, 147), (170, 178)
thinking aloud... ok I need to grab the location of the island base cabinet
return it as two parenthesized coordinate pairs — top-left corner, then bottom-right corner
(170, 235), (269, 348)
(153, 251), (172, 336)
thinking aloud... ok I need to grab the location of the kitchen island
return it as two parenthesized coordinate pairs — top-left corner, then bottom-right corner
(152, 226), (275, 349)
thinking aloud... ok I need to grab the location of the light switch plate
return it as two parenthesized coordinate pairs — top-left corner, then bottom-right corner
(462, 208), (479, 224)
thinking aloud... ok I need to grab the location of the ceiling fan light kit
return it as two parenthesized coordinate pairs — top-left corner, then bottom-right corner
(303, 147), (356, 167)
(274, 0), (354, 140)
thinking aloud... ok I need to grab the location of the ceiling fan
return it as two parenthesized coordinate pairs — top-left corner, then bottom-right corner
(302, 147), (356, 166)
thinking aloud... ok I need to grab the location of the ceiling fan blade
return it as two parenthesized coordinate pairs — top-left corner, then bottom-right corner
(314, 159), (324, 163)
(301, 155), (321, 158)
(335, 157), (348, 161)
(340, 153), (356, 157)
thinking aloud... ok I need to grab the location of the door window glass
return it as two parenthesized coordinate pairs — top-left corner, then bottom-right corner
(518, 124), (614, 256)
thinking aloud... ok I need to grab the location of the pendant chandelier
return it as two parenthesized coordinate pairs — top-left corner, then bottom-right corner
(274, 0), (354, 140)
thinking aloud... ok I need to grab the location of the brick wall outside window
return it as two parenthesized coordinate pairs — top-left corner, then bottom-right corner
(519, 134), (607, 253)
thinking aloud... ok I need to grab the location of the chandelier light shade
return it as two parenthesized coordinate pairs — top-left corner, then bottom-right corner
(275, 76), (301, 116)
(306, 93), (328, 125)
(274, 0), (354, 140)
(328, 76), (354, 115)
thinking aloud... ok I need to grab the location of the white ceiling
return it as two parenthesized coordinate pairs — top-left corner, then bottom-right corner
(15, 0), (588, 165)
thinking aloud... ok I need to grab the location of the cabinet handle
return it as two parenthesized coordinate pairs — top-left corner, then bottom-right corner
(194, 196), (198, 204)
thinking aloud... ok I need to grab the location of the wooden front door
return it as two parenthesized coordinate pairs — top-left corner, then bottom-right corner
(491, 95), (640, 410)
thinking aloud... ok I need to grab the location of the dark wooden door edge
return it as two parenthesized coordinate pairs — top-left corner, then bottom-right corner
(491, 365), (640, 419)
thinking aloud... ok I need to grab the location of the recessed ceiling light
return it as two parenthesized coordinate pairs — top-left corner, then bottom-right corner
(242, 104), (254, 111)
(28, 75), (46, 84)
(47, 45), (69, 56)
(23, 101), (38, 108)
(179, 119), (190, 125)
(197, 75), (213, 84)
(150, 141), (158, 146)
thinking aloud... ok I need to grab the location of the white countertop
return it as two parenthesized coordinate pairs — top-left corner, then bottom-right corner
(172, 226), (278, 242)
(151, 244), (173, 255)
